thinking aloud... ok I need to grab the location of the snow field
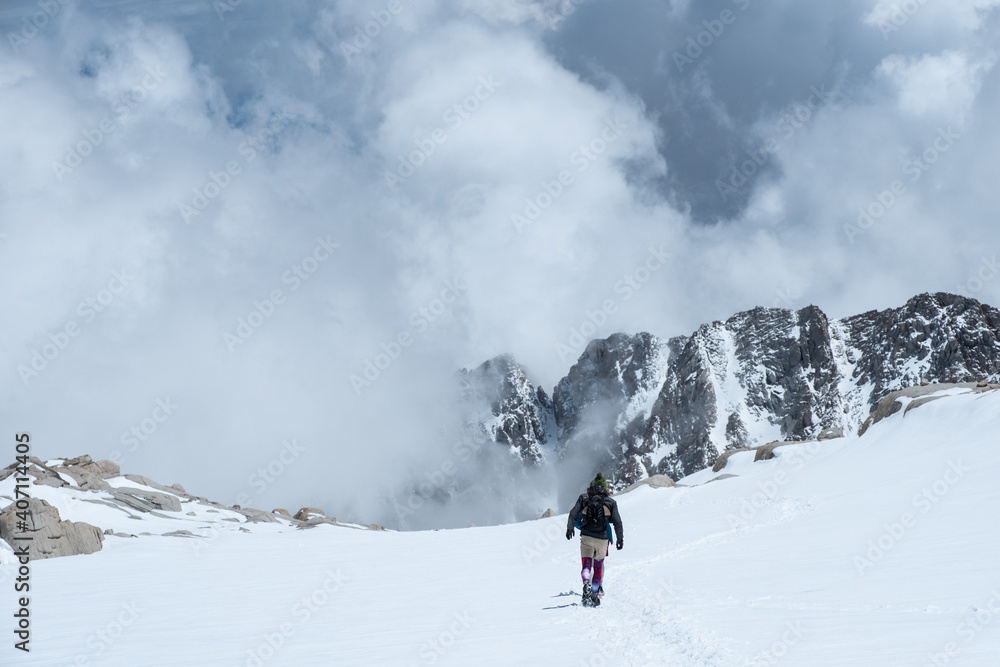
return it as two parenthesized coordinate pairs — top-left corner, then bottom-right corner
(3, 388), (1000, 665)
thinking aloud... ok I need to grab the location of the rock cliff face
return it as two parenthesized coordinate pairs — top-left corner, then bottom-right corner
(552, 333), (673, 482)
(642, 304), (845, 480)
(458, 293), (1000, 488)
(456, 354), (554, 464)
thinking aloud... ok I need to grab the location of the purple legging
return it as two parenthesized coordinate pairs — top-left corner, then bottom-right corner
(581, 557), (605, 589)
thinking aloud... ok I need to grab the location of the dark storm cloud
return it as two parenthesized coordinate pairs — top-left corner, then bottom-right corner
(542, 0), (965, 222)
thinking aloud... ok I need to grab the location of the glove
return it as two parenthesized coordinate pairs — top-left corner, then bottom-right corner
(616, 538), (623, 551)
(566, 527), (574, 540)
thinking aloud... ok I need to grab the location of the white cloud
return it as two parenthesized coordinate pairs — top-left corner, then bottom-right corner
(1, 0), (999, 528)
(877, 50), (994, 119)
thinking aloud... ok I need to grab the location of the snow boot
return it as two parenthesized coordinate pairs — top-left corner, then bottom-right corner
(582, 581), (592, 607)
(590, 590), (601, 607)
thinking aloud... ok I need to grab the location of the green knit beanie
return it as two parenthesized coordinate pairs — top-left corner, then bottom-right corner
(592, 472), (609, 491)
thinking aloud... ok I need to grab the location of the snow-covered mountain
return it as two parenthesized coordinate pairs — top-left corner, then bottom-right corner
(5, 384), (1000, 665)
(460, 293), (1000, 489)
(456, 354), (554, 465)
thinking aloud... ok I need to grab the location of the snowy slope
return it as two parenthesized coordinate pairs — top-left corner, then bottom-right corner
(3, 387), (1000, 665)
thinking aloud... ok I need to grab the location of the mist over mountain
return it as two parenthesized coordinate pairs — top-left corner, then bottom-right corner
(446, 292), (1000, 524)
(3, 0), (1000, 536)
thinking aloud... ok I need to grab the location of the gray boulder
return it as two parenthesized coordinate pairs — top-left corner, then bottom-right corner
(64, 455), (120, 479)
(0, 498), (103, 560)
(294, 507), (326, 521)
(458, 354), (553, 465)
(55, 466), (111, 491)
(858, 382), (997, 434)
(110, 487), (182, 513)
(619, 475), (678, 494)
(123, 474), (190, 497)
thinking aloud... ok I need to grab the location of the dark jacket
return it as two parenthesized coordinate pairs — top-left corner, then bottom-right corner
(568, 488), (623, 542)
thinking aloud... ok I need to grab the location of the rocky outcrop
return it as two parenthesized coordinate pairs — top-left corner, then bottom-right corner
(110, 487), (183, 513)
(641, 304), (844, 481)
(553, 333), (670, 443)
(293, 507), (326, 521)
(619, 475), (677, 494)
(457, 354), (554, 464)
(0, 498), (103, 560)
(551, 333), (671, 487)
(840, 293), (1000, 406)
(460, 292), (1000, 494)
(858, 381), (1000, 434)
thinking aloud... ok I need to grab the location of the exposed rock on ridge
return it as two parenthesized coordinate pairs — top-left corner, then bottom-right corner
(459, 292), (1000, 491)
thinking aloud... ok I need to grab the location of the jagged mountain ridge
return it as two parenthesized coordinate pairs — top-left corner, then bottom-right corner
(460, 293), (1000, 488)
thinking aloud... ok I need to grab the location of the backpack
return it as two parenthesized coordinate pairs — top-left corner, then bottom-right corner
(581, 490), (609, 534)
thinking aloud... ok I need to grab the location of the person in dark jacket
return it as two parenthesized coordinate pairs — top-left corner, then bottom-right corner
(566, 472), (623, 607)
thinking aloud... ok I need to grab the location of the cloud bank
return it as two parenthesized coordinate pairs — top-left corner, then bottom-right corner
(1, 0), (998, 527)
